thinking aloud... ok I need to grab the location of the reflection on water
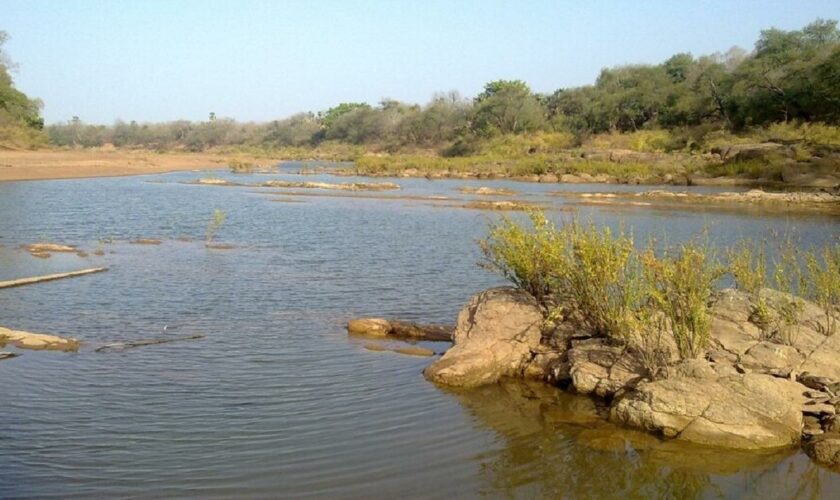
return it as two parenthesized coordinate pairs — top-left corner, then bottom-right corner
(0, 164), (838, 497)
(448, 379), (837, 498)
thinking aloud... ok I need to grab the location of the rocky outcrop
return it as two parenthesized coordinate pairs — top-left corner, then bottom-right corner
(611, 370), (808, 449)
(417, 285), (840, 460)
(0, 326), (80, 351)
(423, 287), (543, 387)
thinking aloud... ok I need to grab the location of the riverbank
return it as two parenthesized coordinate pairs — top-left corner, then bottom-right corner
(0, 149), (281, 182)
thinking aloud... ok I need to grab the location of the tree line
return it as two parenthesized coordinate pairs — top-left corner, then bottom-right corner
(12, 19), (840, 153)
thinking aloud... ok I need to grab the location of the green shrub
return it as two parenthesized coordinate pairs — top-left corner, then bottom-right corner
(642, 242), (724, 359)
(205, 209), (227, 246)
(479, 210), (567, 307)
(562, 221), (640, 339)
(771, 241), (806, 345)
(727, 242), (772, 337)
(803, 243), (840, 336)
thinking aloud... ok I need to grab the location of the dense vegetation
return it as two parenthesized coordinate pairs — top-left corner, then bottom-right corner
(481, 210), (840, 377)
(0, 31), (45, 148)
(44, 19), (840, 157)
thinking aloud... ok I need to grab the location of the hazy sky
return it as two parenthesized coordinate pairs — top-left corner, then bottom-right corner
(3, 0), (838, 124)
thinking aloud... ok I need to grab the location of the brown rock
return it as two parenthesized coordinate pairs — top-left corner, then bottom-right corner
(804, 433), (840, 467)
(611, 374), (808, 450)
(424, 287), (543, 387)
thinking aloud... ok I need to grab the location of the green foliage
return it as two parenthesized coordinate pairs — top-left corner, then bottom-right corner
(771, 240), (806, 345)
(472, 80), (546, 135)
(803, 244), (840, 336)
(479, 210), (567, 306)
(562, 222), (639, 339)
(229, 159), (257, 173)
(35, 18), (840, 169)
(727, 242), (772, 338)
(205, 209), (227, 245)
(0, 30), (45, 148)
(642, 242), (724, 359)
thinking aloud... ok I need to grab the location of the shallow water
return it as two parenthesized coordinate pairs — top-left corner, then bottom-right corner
(1, 163), (838, 498)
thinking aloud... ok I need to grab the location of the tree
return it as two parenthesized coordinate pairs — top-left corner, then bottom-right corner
(0, 30), (45, 146)
(472, 80), (546, 135)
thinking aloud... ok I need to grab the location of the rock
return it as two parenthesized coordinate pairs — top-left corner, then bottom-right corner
(802, 403), (836, 417)
(611, 373), (808, 449)
(0, 351), (18, 361)
(559, 174), (587, 183)
(25, 242), (76, 255)
(711, 142), (791, 162)
(363, 343), (435, 357)
(0, 326), (80, 352)
(347, 318), (453, 341)
(462, 201), (535, 211)
(393, 346), (435, 357)
(263, 180), (400, 191)
(538, 173), (559, 183)
(423, 287), (543, 387)
(458, 186), (518, 196)
(799, 373), (836, 392)
(740, 342), (804, 376)
(131, 238), (162, 245)
(197, 177), (232, 185)
(804, 433), (840, 467)
(566, 338), (645, 398)
(348, 318), (391, 336)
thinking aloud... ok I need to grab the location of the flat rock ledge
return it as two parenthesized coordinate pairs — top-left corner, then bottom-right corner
(0, 326), (80, 351)
(420, 286), (840, 466)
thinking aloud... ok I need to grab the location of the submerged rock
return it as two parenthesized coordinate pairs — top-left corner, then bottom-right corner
(363, 343), (435, 357)
(423, 287), (543, 387)
(25, 242), (77, 258)
(263, 180), (400, 191)
(0, 326), (80, 352)
(457, 186), (518, 196)
(347, 318), (452, 341)
(804, 433), (840, 467)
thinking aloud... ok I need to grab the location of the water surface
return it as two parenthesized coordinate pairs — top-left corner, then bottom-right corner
(1, 163), (838, 498)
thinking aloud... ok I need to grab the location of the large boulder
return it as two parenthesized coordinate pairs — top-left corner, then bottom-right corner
(423, 287), (543, 387)
(611, 371), (808, 450)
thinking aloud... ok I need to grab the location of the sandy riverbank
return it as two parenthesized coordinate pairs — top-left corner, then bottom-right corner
(0, 149), (281, 182)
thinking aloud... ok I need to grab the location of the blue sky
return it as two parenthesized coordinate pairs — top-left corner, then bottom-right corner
(2, 0), (838, 124)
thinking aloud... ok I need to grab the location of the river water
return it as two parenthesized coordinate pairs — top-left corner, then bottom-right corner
(1, 163), (838, 498)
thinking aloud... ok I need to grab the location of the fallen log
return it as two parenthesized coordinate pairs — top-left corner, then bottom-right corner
(95, 334), (205, 352)
(347, 318), (453, 341)
(0, 267), (108, 289)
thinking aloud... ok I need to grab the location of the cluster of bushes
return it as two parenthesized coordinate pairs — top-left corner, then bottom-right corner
(0, 31), (46, 148)
(41, 19), (840, 156)
(481, 211), (840, 377)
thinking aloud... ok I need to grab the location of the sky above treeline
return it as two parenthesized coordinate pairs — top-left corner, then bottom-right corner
(3, 0), (839, 125)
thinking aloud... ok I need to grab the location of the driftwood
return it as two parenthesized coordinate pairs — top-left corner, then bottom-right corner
(95, 334), (205, 352)
(0, 267), (108, 289)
